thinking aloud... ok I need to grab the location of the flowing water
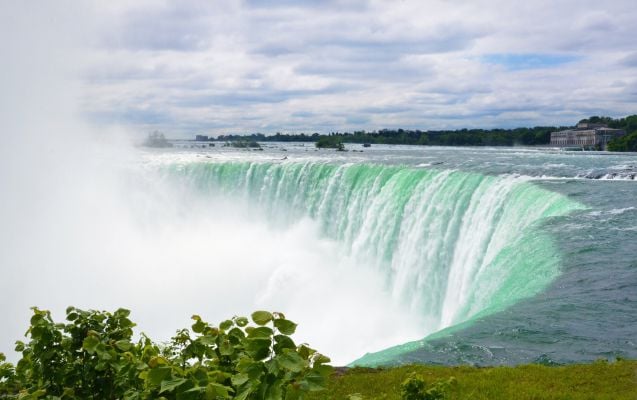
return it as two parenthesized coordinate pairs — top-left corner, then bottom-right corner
(3, 142), (635, 367)
(138, 143), (637, 366)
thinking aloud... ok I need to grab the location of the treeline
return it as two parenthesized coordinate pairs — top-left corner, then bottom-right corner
(216, 126), (561, 147)
(601, 115), (637, 151)
(212, 114), (637, 150)
(579, 115), (637, 131)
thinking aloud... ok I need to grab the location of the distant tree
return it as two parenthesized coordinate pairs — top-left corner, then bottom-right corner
(599, 114), (637, 152)
(579, 116), (614, 125)
(315, 136), (344, 150)
(607, 132), (637, 151)
(202, 115), (637, 149)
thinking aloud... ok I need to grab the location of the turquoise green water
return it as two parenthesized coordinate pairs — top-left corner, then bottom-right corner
(143, 144), (637, 366)
(164, 160), (585, 364)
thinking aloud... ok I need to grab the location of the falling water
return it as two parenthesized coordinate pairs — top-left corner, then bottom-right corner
(161, 161), (584, 346)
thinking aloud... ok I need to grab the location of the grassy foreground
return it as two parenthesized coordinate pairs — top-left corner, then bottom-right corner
(306, 360), (637, 400)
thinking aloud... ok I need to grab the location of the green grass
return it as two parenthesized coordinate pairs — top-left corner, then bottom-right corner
(306, 360), (637, 400)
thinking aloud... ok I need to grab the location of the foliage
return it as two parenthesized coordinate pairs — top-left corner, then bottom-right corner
(306, 360), (637, 400)
(607, 131), (637, 151)
(400, 374), (453, 400)
(208, 114), (637, 149)
(0, 307), (331, 400)
(605, 114), (637, 151)
(219, 127), (560, 147)
(0, 352), (19, 395)
(315, 136), (345, 150)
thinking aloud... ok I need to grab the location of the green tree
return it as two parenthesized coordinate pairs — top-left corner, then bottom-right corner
(607, 132), (637, 152)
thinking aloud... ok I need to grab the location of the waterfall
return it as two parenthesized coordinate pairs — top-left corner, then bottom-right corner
(163, 160), (584, 359)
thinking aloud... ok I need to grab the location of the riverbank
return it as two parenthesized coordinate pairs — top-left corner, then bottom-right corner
(306, 360), (636, 399)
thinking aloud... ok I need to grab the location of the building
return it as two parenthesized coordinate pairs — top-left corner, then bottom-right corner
(550, 123), (625, 150)
(195, 135), (209, 141)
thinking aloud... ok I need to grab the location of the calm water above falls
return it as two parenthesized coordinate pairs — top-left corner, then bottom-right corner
(146, 143), (637, 366)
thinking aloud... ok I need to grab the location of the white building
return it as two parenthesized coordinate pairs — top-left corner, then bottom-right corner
(550, 123), (625, 149)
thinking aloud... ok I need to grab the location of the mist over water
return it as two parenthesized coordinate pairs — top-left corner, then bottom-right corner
(155, 159), (584, 359)
(0, 4), (417, 365)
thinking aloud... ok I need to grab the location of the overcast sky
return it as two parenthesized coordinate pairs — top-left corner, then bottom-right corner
(11, 1), (637, 136)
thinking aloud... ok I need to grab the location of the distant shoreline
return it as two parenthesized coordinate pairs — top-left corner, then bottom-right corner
(161, 139), (637, 156)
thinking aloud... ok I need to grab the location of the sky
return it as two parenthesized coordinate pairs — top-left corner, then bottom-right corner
(8, 1), (637, 137)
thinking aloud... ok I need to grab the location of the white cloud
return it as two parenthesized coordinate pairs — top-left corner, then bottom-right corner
(69, 0), (637, 136)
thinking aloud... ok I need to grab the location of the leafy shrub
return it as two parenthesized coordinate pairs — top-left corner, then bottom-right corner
(0, 307), (332, 399)
(400, 373), (455, 400)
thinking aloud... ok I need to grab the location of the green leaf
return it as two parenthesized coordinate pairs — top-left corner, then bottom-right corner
(181, 386), (206, 400)
(234, 386), (254, 400)
(297, 344), (315, 360)
(148, 356), (169, 368)
(115, 340), (132, 351)
(313, 364), (333, 378)
(264, 380), (283, 400)
(198, 335), (217, 346)
(219, 339), (234, 356)
(115, 308), (131, 318)
(28, 389), (47, 399)
(192, 319), (206, 334)
(246, 338), (272, 360)
(273, 319), (297, 335)
(219, 319), (233, 331)
(30, 313), (44, 326)
(277, 350), (306, 373)
(312, 353), (331, 366)
(227, 327), (245, 341)
(119, 317), (135, 329)
(147, 366), (172, 386)
(82, 335), (99, 353)
(159, 378), (187, 393)
(234, 316), (249, 327)
(230, 372), (250, 386)
(206, 382), (233, 399)
(247, 326), (273, 339)
(251, 311), (273, 326)
(237, 359), (265, 380)
(285, 384), (302, 400)
(303, 369), (328, 391)
(274, 335), (296, 354)
(95, 343), (112, 360)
